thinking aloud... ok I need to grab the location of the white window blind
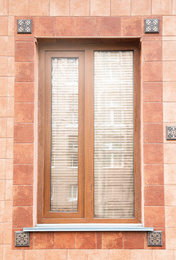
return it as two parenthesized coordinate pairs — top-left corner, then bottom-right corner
(94, 51), (134, 219)
(50, 57), (78, 212)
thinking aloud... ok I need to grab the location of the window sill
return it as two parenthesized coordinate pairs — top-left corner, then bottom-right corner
(23, 224), (153, 232)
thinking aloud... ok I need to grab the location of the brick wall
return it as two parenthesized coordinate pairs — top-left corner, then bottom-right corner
(1, 0), (176, 259)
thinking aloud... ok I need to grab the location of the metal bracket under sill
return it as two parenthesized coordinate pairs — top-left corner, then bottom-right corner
(23, 224), (153, 232)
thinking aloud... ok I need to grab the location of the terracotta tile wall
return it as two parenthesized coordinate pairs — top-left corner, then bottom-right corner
(0, 0), (176, 258)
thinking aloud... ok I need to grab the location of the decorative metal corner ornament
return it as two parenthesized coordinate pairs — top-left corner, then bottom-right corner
(15, 231), (30, 247)
(17, 19), (32, 34)
(145, 19), (159, 33)
(166, 126), (176, 140)
(147, 231), (162, 247)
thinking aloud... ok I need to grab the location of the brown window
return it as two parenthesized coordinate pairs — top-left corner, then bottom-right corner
(38, 39), (141, 224)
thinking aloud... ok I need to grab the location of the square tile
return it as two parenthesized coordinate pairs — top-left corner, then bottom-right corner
(145, 19), (159, 33)
(147, 231), (162, 246)
(17, 19), (32, 34)
(15, 231), (30, 247)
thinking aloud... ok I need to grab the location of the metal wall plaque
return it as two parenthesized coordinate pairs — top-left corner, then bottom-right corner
(17, 19), (32, 34)
(147, 231), (162, 247)
(166, 126), (176, 140)
(145, 19), (159, 33)
(15, 231), (30, 247)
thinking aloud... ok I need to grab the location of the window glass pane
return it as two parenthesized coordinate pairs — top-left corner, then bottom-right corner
(94, 51), (134, 219)
(51, 57), (78, 212)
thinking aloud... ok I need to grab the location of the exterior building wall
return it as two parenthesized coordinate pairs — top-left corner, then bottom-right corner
(0, 0), (176, 259)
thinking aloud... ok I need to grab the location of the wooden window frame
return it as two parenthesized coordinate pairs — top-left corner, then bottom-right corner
(38, 39), (141, 224)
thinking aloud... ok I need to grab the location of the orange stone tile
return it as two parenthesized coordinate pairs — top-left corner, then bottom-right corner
(68, 250), (88, 260)
(0, 0), (8, 15)
(102, 232), (123, 249)
(14, 123), (34, 143)
(153, 250), (174, 260)
(3, 223), (12, 244)
(0, 118), (7, 137)
(14, 143), (33, 164)
(97, 17), (121, 36)
(0, 36), (8, 56)
(0, 57), (8, 76)
(13, 165), (33, 185)
(0, 202), (4, 222)
(9, 0), (28, 15)
(15, 83), (34, 102)
(143, 123), (163, 143)
(0, 138), (6, 159)
(13, 206), (33, 227)
(7, 97), (14, 117)
(0, 159), (6, 180)
(50, 0), (69, 16)
(164, 164), (176, 184)
(13, 186), (33, 206)
(165, 228), (176, 249)
(131, 0), (151, 15)
(0, 180), (5, 200)
(163, 82), (176, 102)
(97, 232), (102, 249)
(5, 180), (13, 200)
(8, 16), (14, 36)
(111, 0), (130, 16)
(144, 186), (164, 206)
(142, 41), (162, 61)
(46, 250), (67, 260)
(143, 62), (162, 82)
(4, 245), (24, 260)
(6, 138), (13, 158)
(165, 185), (176, 206)
(76, 17), (97, 36)
(163, 61), (176, 81)
(163, 102), (176, 124)
(25, 250), (45, 260)
(33, 232), (54, 249)
(56, 17), (75, 36)
(35, 17), (55, 36)
(7, 77), (14, 97)
(6, 159), (13, 180)
(4, 201), (12, 222)
(76, 232), (96, 249)
(14, 103), (34, 123)
(8, 57), (14, 77)
(143, 82), (162, 102)
(91, 0), (110, 16)
(166, 207), (176, 228)
(143, 103), (163, 123)
(144, 207), (165, 227)
(121, 17), (141, 36)
(54, 232), (75, 249)
(15, 62), (34, 82)
(144, 164), (164, 185)
(8, 36), (14, 56)
(89, 249), (109, 260)
(109, 250), (131, 260)
(164, 144), (176, 163)
(123, 232), (145, 249)
(131, 250), (153, 260)
(70, 0), (89, 16)
(0, 17), (8, 36)
(143, 143), (163, 164)
(163, 16), (176, 36)
(29, 0), (49, 16)
(15, 42), (34, 62)
(163, 41), (176, 61)
(7, 118), (14, 138)
(152, 0), (171, 15)
(0, 77), (7, 96)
